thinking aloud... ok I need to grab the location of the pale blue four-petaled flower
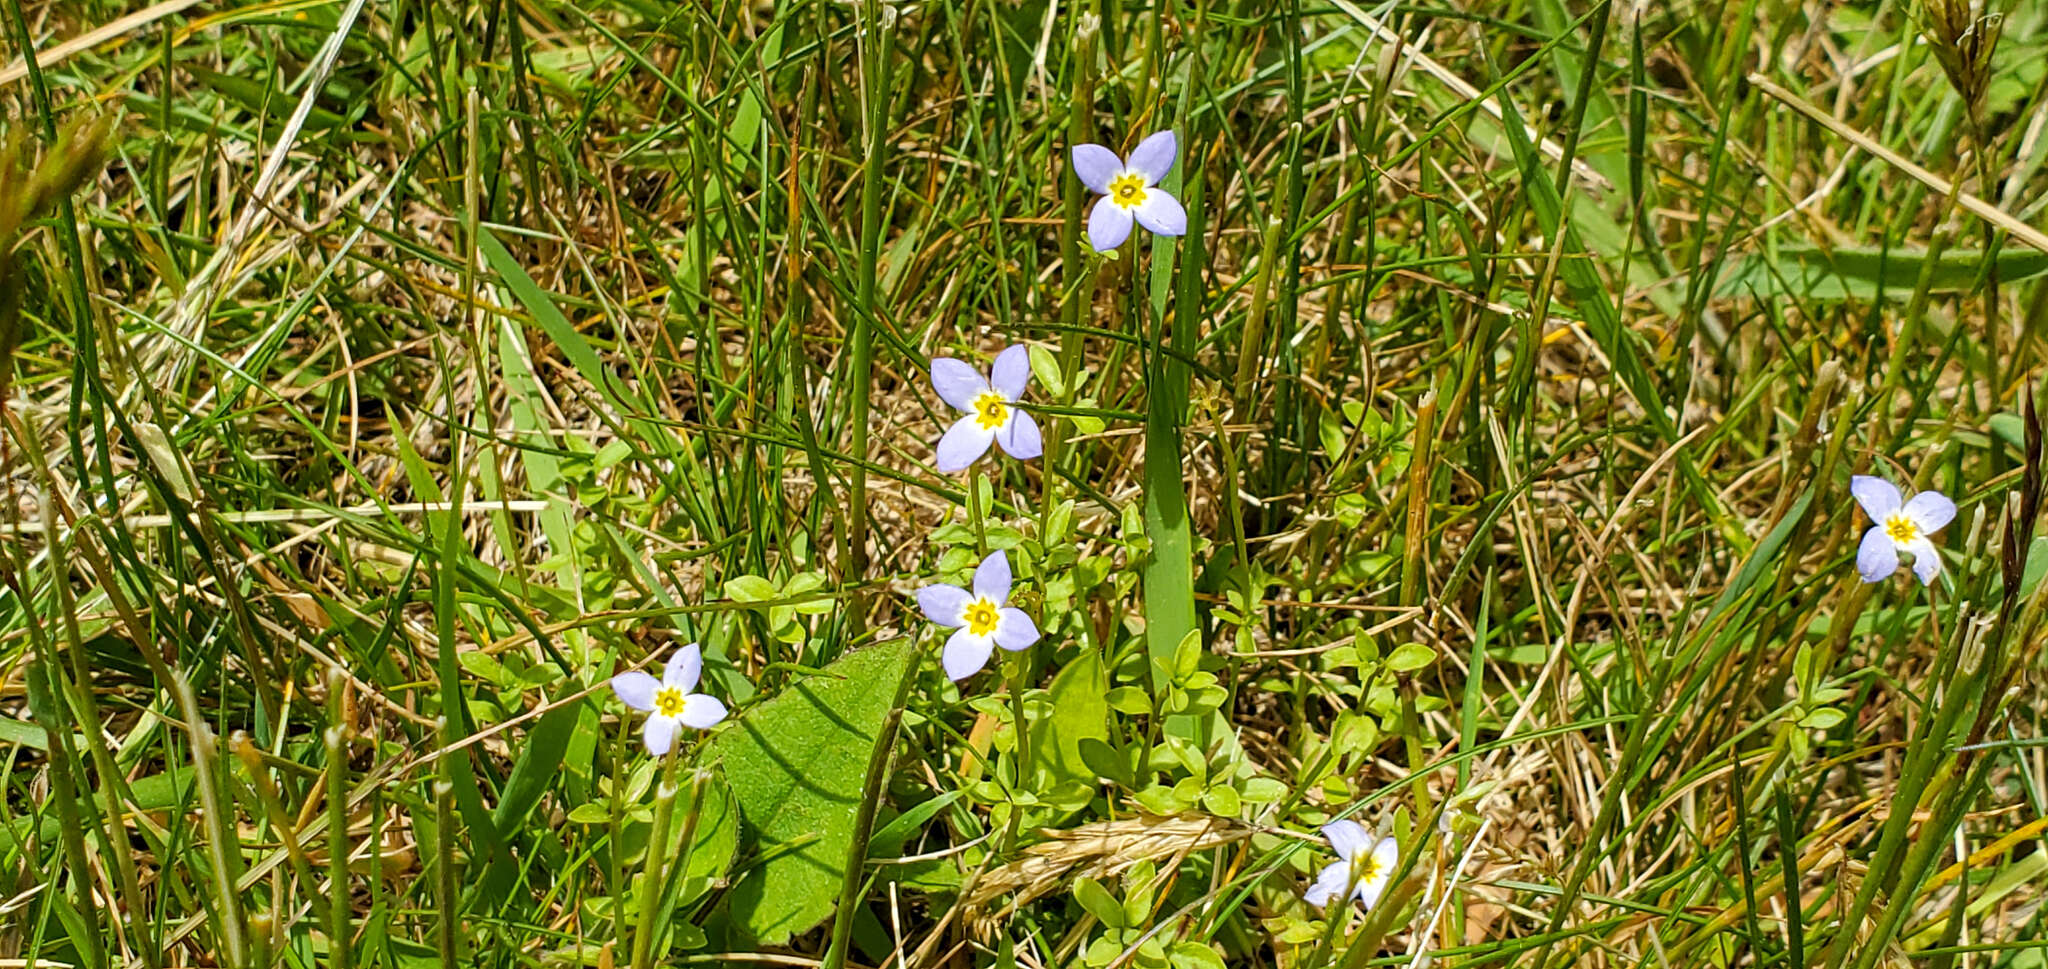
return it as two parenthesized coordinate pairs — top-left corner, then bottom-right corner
(610, 643), (729, 755)
(931, 345), (1042, 472)
(916, 549), (1041, 681)
(1070, 130), (1188, 252)
(1304, 820), (1398, 910)
(1851, 475), (1955, 585)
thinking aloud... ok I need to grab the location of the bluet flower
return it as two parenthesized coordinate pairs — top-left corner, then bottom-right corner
(1071, 131), (1187, 252)
(1851, 475), (1955, 585)
(1304, 821), (1397, 910)
(916, 549), (1041, 681)
(610, 644), (728, 755)
(932, 345), (1041, 472)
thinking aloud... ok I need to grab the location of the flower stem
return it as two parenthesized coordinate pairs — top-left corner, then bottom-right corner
(969, 468), (988, 556)
(630, 749), (685, 969)
(1003, 650), (1034, 855)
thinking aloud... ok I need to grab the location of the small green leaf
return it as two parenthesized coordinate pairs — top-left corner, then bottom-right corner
(566, 802), (612, 824)
(1078, 738), (1133, 787)
(1333, 492), (1371, 529)
(1170, 941), (1228, 969)
(1800, 707), (1848, 730)
(1240, 777), (1287, 803)
(1027, 343), (1067, 397)
(1073, 877), (1125, 928)
(1133, 784), (1189, 814)
(1172, 630), (1203, 679)
(725, 575), (779, 603)
(868, 792), (961, 857)
(1201, 785), (1241, 817)
(1105, 687), (1152, 715)
(1387, 642), (1436, 672)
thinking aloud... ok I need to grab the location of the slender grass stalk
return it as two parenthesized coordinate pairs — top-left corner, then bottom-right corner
(432, 774), (461, 968)
(660, 768), (713, 919)
(822, 649), (920, 969)
(248, 911), (273, 969)
(324, 667), (352, 969)
(24, 659), (105, 969)
(170, 669), (249, 969)
(845, 0), (896, 623)
(231, 732), (333, 933)
(31, 466), (154, 968)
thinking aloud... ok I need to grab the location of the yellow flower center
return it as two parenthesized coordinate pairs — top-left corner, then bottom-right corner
(1109, 173), (1148, 208)
(1884, 513), (1919, 544)
(972, 391), (1009, 431)
(1354, 853), (1383, 884)
(654, 686), (688, 718)
(963, 599), (1000, 637)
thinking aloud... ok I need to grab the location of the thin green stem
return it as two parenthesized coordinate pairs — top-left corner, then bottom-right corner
(631, 750), (686, 969)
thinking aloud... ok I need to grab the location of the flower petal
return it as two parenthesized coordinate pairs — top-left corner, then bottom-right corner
(679, 693), (728, 729)
(610, 671), (660, 712)
(1087, 198), (1134, 252)
(1905, 536), (1943, 585)
(1903, 490), (1956, 534)
(991, 344), (1031, 400)
(1133, 189), (1187, 236)
(931, 357), (990, 411)
(1857, 525), (1899, 583)
(936, 415), (997, 472)
(993, 607), (1039, 651)
(1304, 860), (1350, 908)
(1356, 838), (1399, 910)
(997, 408), (1043, 461)
(1850, 475), (1902, 523)
(1070, 143), (1122, 194)
(642, 715), (680, 756)
(1125, 130), (1178, 184)
(942, 628), (996, 681)
(917, 583), (973, 627)
(1322, 819), (1372, 861)
(664, 643), (702, 693)
(973, 550), (1012, 602)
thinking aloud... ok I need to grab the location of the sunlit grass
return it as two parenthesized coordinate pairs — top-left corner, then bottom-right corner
(4, 1), (2048, 967)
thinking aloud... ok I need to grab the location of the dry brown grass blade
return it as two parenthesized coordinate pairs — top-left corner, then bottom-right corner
(1748, 71), (2048, 254)
(959, 813), (1249, 933)
(0, 0), (210, 87)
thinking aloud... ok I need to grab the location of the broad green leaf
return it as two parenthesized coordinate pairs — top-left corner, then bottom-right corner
(1030, 650), (1110, 798)
(663, 769), (740, 902)
(704, 640), (914, 944)
(1714, 246), (2048, 302)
